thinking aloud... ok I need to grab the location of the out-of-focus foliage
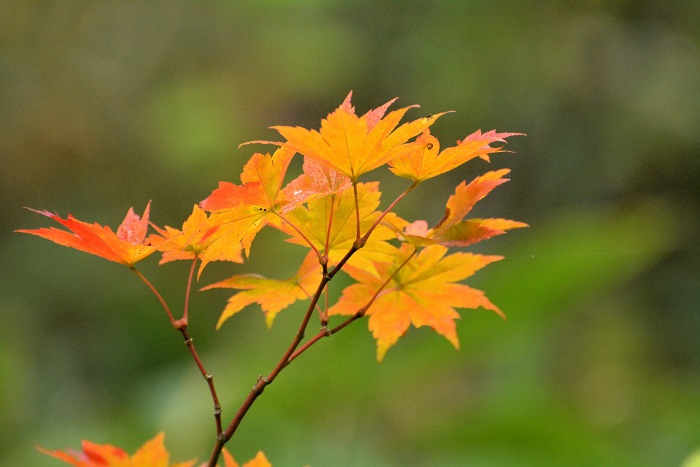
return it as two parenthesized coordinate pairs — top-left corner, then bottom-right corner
(2, 1), (698, 466)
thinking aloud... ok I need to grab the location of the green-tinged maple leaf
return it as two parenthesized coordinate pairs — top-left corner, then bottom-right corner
(389, 128), (524, 181)
(386, 169), (527, 248)
(279, 181), (408, 275)
(248, 91), (447, 181)
(329, 243), (504, 361)
(202, 251), (323, 329)
(17, 202), (155, 267)
(147, 204), (244, 277)
(37, 432), (195, 467)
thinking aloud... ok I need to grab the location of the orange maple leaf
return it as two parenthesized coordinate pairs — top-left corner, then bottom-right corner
(199, 147), (295, 257)
(388, 128), (524, 181)
(202, 251), (323, 329)
(37, 432), (195, 467)
(147, 204), (244, 278)
(329, 243), (504, 361)
(388, 169), (528, 248)
(250, 91), (447, 181)
(221, 449), (271, 467)
(18, 202), (155, 267)
(200, 147), (351, 262)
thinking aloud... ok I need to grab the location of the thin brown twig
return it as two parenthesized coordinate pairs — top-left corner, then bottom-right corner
(207, 271), (332, 466)
(133, 265), (223, 439)
(352, 182), (361, 246)
(275, 211), (323, 262)
(362, 180), (419, 243)
(181, 256), (198, 325)
(181, 327), (223, 437)
(131, 267), (178, 328)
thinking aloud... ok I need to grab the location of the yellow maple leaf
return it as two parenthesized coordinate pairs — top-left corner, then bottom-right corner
(251, 91), (446, 181)
(329, 243), (504, 361)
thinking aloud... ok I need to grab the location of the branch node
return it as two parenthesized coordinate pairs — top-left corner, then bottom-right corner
(254, 375), (269, 394)
(205, 373), (213, 381)
(184, 337), (193, 345)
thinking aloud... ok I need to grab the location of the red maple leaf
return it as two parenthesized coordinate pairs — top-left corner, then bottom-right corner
(18, 202), (155, 267)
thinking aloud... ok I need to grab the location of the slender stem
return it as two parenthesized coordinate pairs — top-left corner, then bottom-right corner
(361, 180), (419, 243)
(182, 256), (198, 325)
(323, 194), (336, 257)
(327, 242), (360, 279)
(131, 267), (178, 328)
(132, 265), (222, 439)
(181, 327), (223, 437)
(207, 272), (332, 467)
(352, 182), (361, 246)
(320, 282), (329, 327)
(275, 211), (323, 262)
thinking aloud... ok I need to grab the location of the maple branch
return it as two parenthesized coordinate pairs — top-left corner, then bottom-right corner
(133, 264), (223, 439)
(209, 272), (332, 467)
(179, 256), (224, 436)
(181, 326), (223, 437)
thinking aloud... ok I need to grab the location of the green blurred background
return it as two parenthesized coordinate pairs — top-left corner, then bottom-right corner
(2, 1), (699, 466)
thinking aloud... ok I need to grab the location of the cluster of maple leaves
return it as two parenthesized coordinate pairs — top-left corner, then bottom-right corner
(20, 92), (525, 466)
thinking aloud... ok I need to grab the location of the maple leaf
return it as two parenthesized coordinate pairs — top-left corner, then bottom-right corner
(18, 202), (155, 267)
(249, 91), (447, 181)
(222, 450), (272, 467)
(388, 128), (524, 181)
(199, 147), (295, 258)
(387, 169), (528, 248)
(280, 181), (408, 275)
(147, 204), (244, 278)
(329, 243), (504, 361)
(37, 432), (195, 467)
(202, 251), (323, 329)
